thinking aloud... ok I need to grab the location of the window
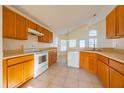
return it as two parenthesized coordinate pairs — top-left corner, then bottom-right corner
(60, 40), (67, 51)
(54, 37), (59, 47)
(89, 30), (97, 37)
(89, 38), (97, 48)
(79, 40), (85, 48)
(68, 40), (76, 48)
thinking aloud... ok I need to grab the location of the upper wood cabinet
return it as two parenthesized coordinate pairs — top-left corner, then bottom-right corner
(3, 6), (27, 40)
(106, 9), (116, 39)
(48, 31), (53, 43)
(3, 6), (16, 38)
(28, 20), (37, 30)
(38, 25), (53, 43)
(106, 5), (124, 38)
(116, 6), (124, 36)
(15, 14), (28, 40)
(3, 6), (53, 42)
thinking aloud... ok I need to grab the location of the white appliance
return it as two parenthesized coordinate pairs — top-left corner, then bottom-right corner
(34, 51), (48, 78)
(28, 28), (44, 36)
(67, 51), (79, 68)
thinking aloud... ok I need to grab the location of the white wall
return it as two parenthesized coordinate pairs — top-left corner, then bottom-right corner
(0, 5), (3, 88)
(59, 19), (115, 49)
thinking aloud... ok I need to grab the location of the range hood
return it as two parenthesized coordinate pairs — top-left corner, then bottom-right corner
(28, 28), (44, 36)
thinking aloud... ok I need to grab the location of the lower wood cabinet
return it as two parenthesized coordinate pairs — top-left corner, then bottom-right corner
(80, 52), (124, 88)
(8, 64), (23, 88)
(3, 54), (34, 88)
(110, 68), (124, 88)
(24, 60), (34, 82)
(97, 60), (109, 88)
(80, 52), (97, 74)
(48, 48), (57, 67)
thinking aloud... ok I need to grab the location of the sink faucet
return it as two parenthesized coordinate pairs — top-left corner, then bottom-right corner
(93, 39), (96, 51)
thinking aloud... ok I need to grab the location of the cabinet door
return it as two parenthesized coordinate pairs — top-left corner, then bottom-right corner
(97, 61), (109, 88)
(117, 5), (124, 36)
(80, 52), (89, 70)
(106, 9), (116, 39)
(15, 14), (27, 40)
(89, 55), (97, 74)
(8, 64), (23, 88)
(24, 60), (34, 81)
(28, 20), (37, 30)
(48, 50), (53, 67)
(43, 29), (49, 42)
(110, 68), (124, 88)
(48, 32), (53, 43)
(3, 6), (16, 38)
(37, 25), (44, 42)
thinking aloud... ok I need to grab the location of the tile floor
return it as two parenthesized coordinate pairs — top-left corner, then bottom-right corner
(21, 55), (103, 88)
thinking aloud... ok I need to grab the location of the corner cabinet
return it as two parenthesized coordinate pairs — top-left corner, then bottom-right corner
(106, 5), (124, 38)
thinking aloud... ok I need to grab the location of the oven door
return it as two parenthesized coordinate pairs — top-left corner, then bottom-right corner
(39, 55), (47, 64)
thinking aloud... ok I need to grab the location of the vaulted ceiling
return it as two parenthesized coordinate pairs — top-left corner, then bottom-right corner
(13, 5), (115, 35)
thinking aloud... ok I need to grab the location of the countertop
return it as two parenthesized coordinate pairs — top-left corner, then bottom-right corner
(3, 47), (57, 60)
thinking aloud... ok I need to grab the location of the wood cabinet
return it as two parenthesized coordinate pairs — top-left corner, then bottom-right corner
(3, 6), (27, 40)
(3, 6), (53, 42)
(106, 9), (116, 39)
(3, 6), (16, 38)
(106, 5), (124, 38)
(80, 52), (124, 88)
(48, 48), (57, 67)
(15, 14), (28, 40)
(3, 54), (34, 88)
(48, 31), (53, 43)
(24, 60), (34, 81)
(38, 25), (53, 43)
(80, 52), (89, 70)
(110, 68), (124, 88)
(80, 52), (97, 74)
(28, 20), (37, 30)
(116, 5), (124, 36)
(97, 60), (109, 88)
(8, 64), (23, 88)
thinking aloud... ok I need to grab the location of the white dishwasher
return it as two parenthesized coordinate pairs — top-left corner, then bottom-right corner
(67, 51), (79, 68)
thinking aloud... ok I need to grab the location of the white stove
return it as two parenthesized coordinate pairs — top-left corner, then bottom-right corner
(23, 47), (48, 78)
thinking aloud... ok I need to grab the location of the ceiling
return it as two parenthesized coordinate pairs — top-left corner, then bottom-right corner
(13, 5), (115, 35)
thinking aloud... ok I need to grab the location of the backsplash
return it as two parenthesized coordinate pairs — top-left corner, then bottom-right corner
(3, 34), (57, 50)
(115, 38), (124, 49)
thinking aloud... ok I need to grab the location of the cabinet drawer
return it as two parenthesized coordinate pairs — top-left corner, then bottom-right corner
(7, 54), (34, 66)
(97, 54), (109, 65)
(109, 59), (124, 75)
